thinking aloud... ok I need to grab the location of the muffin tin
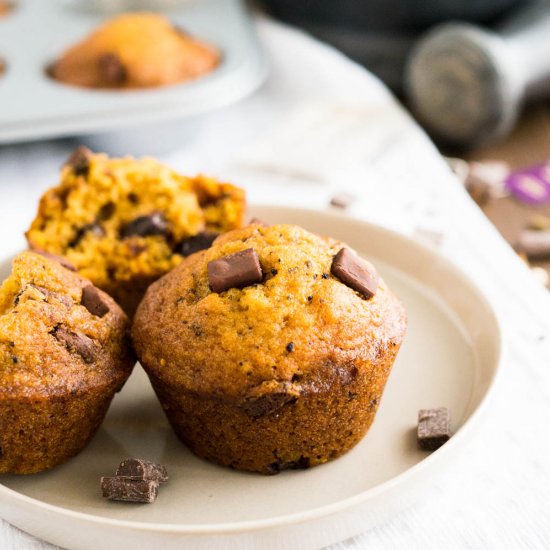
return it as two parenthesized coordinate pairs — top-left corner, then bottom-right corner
(0, 0), (267, 152)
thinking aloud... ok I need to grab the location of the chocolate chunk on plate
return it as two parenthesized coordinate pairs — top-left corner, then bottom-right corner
(516, 230), (550, 260)
(81, 285), (110, 318)
(101, 476), (159, 504)
(331, 248), (378, 299)
(417, 407), (451, 451)
(51, 325), (96, 364)
(121, 213), (169, 239)
(65, 146), (93, 176)
(116, 458), (168, 484)
(179, 232), (218, 257)
(208, 248), (263, 293)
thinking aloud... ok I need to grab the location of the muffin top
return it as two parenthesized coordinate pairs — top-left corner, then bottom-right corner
(25, 148), (245, 291)
(133, 223), (407, 399)
(49, 12), (220, 89)
(0, 252), (134, 397)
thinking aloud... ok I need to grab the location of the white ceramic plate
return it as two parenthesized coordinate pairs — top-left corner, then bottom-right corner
(0, 206), (502, 550)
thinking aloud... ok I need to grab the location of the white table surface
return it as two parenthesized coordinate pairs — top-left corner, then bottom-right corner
(1, 16), (550, 550)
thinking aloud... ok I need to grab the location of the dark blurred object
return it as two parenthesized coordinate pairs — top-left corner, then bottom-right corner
(261, 0), (529, 90)
(406, 2), (550, 148)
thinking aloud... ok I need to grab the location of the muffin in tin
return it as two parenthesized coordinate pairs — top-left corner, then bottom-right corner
(0, 251), (134, 474)
(132, 222), (407, 474)
(26, 147), (246, 316)
(48, 12), (220, 89)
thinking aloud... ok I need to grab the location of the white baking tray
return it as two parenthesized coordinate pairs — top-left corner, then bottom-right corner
(0, 0), (267, 151)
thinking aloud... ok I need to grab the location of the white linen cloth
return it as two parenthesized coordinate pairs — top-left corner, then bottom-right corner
(1, 17), (550, 550)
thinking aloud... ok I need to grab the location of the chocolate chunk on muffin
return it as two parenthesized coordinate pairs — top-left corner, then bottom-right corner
(132, 223), (407, 474)
(26, 149), (245, 316)
(0, 252), (134, 474)
(48, 13), (220, 89)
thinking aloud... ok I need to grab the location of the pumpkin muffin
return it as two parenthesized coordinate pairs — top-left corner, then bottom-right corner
(132, 222), (407, 474)
(0, 251), (134, 474)
(48, 12), (220, 89)
(26, 147), (246, 316)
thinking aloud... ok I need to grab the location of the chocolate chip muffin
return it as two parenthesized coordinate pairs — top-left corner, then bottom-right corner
(48, 13), (220, 89)
(26, 148), (246, 316)
(0, 251), (134, 474)
(132, 222), (407, 474)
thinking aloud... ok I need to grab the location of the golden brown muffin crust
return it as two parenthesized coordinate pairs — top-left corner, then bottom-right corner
(133, 223), (407, 474)
(0, 252), (134, 474)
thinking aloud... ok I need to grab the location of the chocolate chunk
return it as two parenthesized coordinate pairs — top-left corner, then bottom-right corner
(286, 342), (294, 353)
(208, 248), (263, 293)
(69, 223), (105, 247)
(101, 476), (159, 503)
(121, 213), (169, 239)
(516, 230), (550, 260)
(65, 146), (93, 176)
(31, 285), (73, 308)
(417, 407), (451, 451)
(51, 326), (96, 363)
(116, 458), (168, 484)
(243, 392), (297, 418)
(266, 456), (310, 475)
(179, 232), (218, 257)
(330, 248), (378, 299)
(330, 193), (356, 210)
(33, 250), (76, 271)
(97, 202), (116, 221)
(98, 53), (127, 85)
(249, 218), (270, 226)
(81, 285), (110, 318)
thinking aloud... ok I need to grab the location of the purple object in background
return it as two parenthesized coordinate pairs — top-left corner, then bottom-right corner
(505, 163), (550, 205)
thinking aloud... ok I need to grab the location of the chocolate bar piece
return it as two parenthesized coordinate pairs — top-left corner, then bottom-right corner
(331, 248), (378, 299)
(101, 476), (159, 503)
(329, 193), (356, 210)
(116, 458), (168, 484)
(208, 248), (263, 293)
(417, 407), (451, 451)
(516, 230), (550, 260)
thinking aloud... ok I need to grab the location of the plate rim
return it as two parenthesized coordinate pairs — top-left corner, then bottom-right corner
(0, 205), (503, 535)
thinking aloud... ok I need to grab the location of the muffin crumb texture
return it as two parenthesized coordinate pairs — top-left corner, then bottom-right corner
(0, 251), (134, 474)
(133, 223), (407, 474)
(26, 150), (245, 315)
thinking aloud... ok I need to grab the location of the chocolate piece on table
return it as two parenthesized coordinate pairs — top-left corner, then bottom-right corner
(179, 232), (218, 257)
(329, 193), (356, 210)
(98, 53), (127, 85)
(516, 230), (550, 260)
(81, 285), (110, 318)
(101, 476), (159, 503)
(51, 326), (96, 364)
(417, 407), (451, 451)
(208, 248), (263, 293)
(116, 458), (168, 484)
(330, 248), (378, 299)
(121, 213), (169, 239)
(65, 146), (93, 176)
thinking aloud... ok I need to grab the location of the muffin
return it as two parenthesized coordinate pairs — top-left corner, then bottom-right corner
(132, 222), (407, 474)
(0, 251), (134, 474)
(48, 13), (220, 89)
(26, 147), (246, 316)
